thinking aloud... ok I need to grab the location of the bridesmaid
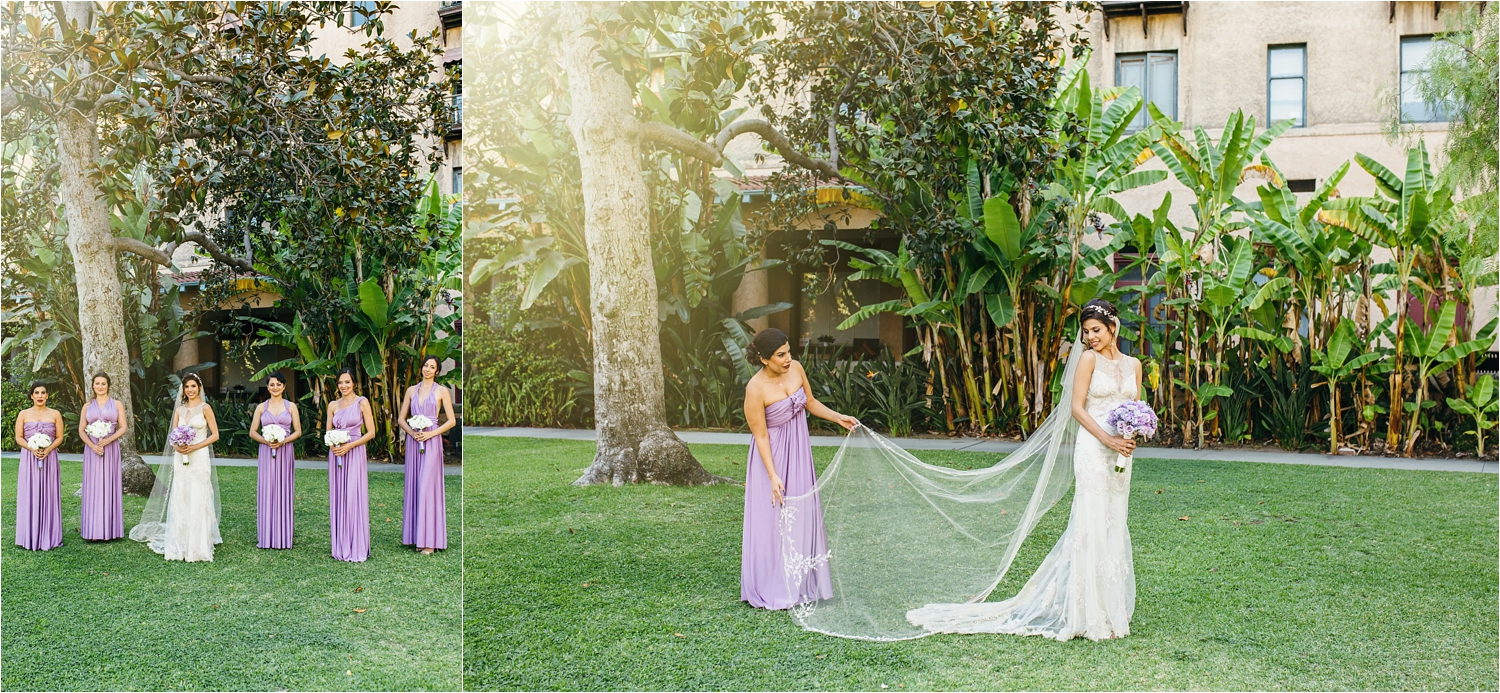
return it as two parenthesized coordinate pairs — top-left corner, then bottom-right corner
(79, 372), (126, 541)
(740, 328), (858, 609)
(248, 373), (302, 549)
(397, 356), (456, 555)
(14, 382), (64, 551)
(326, 368), (375, 562)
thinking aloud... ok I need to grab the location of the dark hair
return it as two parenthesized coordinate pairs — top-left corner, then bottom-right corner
(1079, 299), (1118, 330)
(336, 367), (358, 387)
(745, 328), (790, 366)
(180, 373), (205, 403)
(29, 381), (47, 396)
(91, 372), (111, 391)
(266, 372), (286, 386)
(419, 355), (441, 372)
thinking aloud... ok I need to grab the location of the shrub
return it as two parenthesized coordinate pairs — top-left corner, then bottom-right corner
(464, 323), (585, 428)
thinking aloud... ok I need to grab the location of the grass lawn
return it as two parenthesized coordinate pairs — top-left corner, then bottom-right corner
(1, 463), (461, 692)
(464, 436), (1498, 691)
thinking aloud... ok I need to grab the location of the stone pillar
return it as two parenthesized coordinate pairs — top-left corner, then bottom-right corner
(731, 254), (772, 332)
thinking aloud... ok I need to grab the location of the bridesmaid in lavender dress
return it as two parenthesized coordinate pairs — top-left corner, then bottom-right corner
(396, 356), (455, 555)
(78, 372), (126, 541)
(14, 382), (64, 551)
(327, 368), (375, 562)
(249, 373), (302, 549)
(741, 328), (858, 609)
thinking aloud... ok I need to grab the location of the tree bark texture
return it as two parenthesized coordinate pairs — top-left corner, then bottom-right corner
(55, 2), (155, 496)
(560, 2), (729, 487)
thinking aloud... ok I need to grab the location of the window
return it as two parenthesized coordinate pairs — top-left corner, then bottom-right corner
(348, 1), (376, 28)
(1267, 44), (1306, 127)
(1116, 52), (1177, 131)
(1401, 35), (1450, 123)
(1285, 179), (1317, 193)
(452, 166), (462, 195)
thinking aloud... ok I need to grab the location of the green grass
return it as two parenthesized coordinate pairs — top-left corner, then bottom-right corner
(2, 463), (461, 691)
(464, 436), (1498, 691)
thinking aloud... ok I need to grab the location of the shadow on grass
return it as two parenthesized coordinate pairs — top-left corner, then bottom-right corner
(464, 436), (1497, 691)
(2, 464), (461, 692)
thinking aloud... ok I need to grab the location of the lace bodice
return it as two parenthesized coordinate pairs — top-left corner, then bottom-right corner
(1085, 354), (1137, 425)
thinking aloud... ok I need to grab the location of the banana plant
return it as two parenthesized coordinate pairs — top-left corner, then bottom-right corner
(1447, 375), (1498, 458)
(1398, 301), (1492, 456)
(1194, 235), (1290, 447)
(1309, 318), (1384, 454)
(1319, 141), (1457, 451)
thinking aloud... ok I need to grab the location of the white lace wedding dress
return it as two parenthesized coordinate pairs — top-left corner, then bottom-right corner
(155, 404), (222, 562)
(907, 353), (1138, 641)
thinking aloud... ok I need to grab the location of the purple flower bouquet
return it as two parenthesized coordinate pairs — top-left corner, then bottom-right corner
(168, 425), (196, 463)
(1105, 400), (1158, 473)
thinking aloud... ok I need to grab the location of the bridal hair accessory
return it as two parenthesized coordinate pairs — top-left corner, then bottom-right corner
(27, 433), (52, 466)
(85, 420), (114, 440)
(407, 415), (436, 453)
(1106, 401), (1158, 473)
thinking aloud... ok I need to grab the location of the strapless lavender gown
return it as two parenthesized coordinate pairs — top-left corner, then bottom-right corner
(82, 399), (123, 541)
(257, 403), (296, 549)
(329, 397), (370, 562)
(741, 386), (833, 609)
(402, 385), (448, 550)
(16, 420), (62, 551)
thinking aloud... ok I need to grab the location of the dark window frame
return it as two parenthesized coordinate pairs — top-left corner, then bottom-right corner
(1266, 43), (1307, 128)
(1115, 50), (1179, 131)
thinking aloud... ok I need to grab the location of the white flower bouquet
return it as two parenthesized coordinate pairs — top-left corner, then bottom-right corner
(407, 414), (435, 454)
(85, 420), (113, 441)
(262, 424), (288, 444)
(324, 429), (351, 467)
(26, 433), (52, 467)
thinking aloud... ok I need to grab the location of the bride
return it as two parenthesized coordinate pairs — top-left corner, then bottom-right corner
(779, 298), (1143, 642)
(130, 373), (223, 562)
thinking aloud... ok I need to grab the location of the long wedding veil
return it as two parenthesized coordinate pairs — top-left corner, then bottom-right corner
(779, 335), (1087, 641)
(129, 379), (222, 549)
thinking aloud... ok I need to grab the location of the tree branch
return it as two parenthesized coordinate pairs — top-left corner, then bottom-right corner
(714, 119), (842, 180)
(639, 121), (724, 165)
(111, 232), (253, 272)
(141, 61), (234, 85)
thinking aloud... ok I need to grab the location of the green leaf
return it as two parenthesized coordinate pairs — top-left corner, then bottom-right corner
(735, 302), (792, 321)
(360, 349), (383, 378)
(986, 292), (1016, 328)
(982, 196), (1022, 262)
(520, 251), (582, 310)
(836, 299), (907, 330)
(358, 279), (389, 329)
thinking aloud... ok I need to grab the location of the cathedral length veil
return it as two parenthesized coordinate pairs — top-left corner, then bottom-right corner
(128, 379), (223, 550)
(778, 335), (1087, 641)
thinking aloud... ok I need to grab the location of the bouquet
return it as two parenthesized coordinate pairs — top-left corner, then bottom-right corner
(261, 424), (288, 444)
(26, 433), (52, 467)
(1105, 401), (1158, 473)
(168, 425), (197, 464)
(85, 420), (113, 441)
(324, 429), (352, 467)
(407, 414), (435, 454)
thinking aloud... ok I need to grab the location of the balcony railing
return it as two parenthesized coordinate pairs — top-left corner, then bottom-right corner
(439, 0), (461, 29)
(446, 93), (462, 137)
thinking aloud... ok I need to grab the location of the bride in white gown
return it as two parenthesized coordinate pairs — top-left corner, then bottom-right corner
(778, 298), (1145, 642)
(907, 299), (1141, 640)
(129, 373), (223, 562)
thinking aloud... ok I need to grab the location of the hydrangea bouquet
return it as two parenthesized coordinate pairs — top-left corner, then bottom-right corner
(1105, 400), (1158, 473)
(407, 414), (435, 454)
(168, 425), (197, 464)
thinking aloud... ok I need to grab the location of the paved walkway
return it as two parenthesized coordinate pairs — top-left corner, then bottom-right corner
(1, 452), (462, 476)
(467, 426), (1497, 474)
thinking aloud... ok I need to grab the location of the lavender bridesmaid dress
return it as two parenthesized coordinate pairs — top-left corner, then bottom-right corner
(82, 399), (124, 541)
(741, 386), (833, 609)
(401, 385), (447, 550)
(328, 397), (370, 562)
(256, 402), (296, 549)
(16, 421), (62, 551)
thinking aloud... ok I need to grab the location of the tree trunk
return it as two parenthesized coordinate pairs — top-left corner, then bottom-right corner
(560, 2), (728, 487)
(54, 7), (155, 496)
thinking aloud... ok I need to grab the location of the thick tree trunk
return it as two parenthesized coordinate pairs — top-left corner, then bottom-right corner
(560, 2), (729, 487)
(55, 78), (156, 497)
